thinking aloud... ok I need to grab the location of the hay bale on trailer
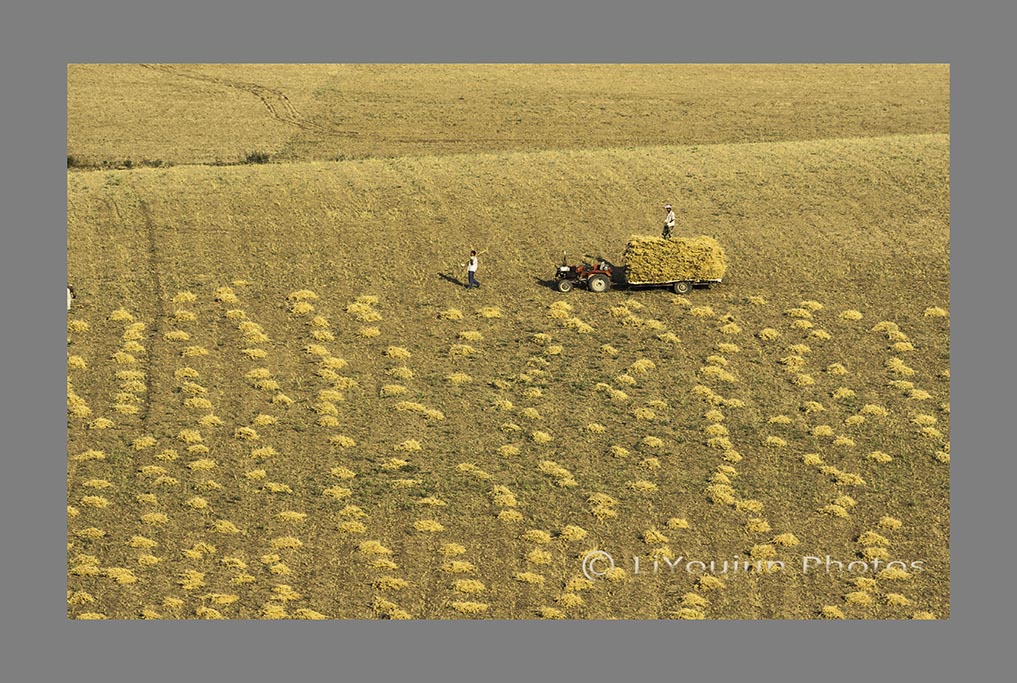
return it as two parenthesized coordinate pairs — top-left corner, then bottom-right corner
(623, 235), (728, 283)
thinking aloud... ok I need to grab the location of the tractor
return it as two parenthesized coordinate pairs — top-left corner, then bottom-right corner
(553, 254), (614, 293)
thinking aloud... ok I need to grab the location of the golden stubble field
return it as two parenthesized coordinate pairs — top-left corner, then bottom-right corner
(68, 63), (948, 165)
(67, 65), (949, 620)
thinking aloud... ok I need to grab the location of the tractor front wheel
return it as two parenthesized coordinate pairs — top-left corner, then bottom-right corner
(588, 274), (610, 293)
(556, 279), (574, 293)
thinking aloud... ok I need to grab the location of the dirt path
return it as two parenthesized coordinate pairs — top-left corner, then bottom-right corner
(139, 64), (358, 138)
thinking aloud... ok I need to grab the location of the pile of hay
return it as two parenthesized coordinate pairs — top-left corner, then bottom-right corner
(623, 235), (728, 283)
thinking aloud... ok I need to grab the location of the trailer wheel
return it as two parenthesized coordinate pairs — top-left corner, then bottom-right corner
(588, 274), (610, 293)
(673, 281), (692, 295)
(556, 279), (573, 293)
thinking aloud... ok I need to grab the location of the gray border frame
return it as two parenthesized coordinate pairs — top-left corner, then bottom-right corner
(3, 0), (1012, 681)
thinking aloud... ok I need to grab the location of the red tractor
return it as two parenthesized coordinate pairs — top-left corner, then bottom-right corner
(553, 253), (614, 293)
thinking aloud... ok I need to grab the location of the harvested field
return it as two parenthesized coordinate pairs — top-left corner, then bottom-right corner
(67, 64), (949, 621)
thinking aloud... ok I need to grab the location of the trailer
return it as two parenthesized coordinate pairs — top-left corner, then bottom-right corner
(624, 277), (722, 295)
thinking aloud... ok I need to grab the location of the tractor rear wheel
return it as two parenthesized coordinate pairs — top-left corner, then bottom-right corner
(556, 279), (573, 293)
(588, 274), (610, 293)
(673, 281), (692, 295)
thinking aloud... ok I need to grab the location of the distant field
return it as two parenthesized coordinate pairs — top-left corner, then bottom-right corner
(67, 65), (949, 620)
(68, 64), (949, 165)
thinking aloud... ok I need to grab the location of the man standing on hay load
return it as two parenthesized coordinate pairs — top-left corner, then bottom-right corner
(662, 203), (676, 239)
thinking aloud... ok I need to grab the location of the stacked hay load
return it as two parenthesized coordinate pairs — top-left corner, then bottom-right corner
(623, 235), (728, 283)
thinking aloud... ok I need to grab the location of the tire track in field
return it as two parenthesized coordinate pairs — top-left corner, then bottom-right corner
(139, 64), (358, 138)
(137, 198), (167, 421)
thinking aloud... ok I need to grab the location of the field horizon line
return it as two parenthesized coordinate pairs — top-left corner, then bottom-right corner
(66, 131), (949, 175)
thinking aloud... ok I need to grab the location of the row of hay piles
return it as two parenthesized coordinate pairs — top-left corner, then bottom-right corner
(623, 235), (728, 283)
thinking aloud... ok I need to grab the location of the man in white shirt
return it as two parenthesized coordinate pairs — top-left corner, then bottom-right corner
(463, 250), (480, 289)
(67, 285), (74, 312)
(662, 203), (676, 239)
